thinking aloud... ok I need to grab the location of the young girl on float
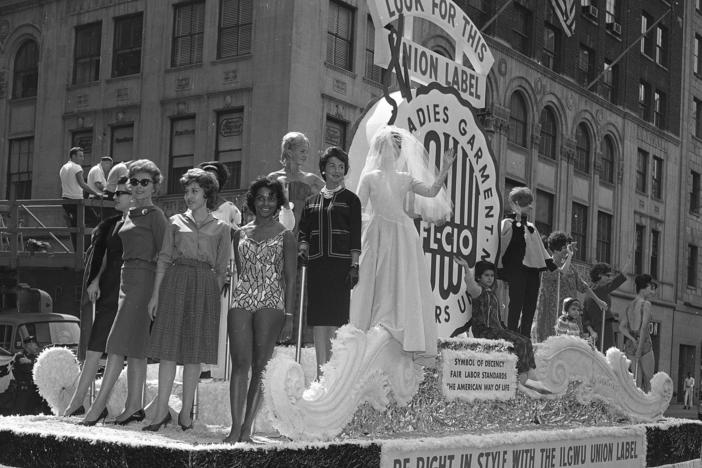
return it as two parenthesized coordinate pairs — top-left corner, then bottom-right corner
(454, 258), (543, 388)
(144, 168), (231, 431)
(497, 187), (556, 337)
(555, 297), (584, 337)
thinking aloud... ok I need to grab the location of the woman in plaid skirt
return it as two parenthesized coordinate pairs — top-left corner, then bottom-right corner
(144, 168), (231, 432)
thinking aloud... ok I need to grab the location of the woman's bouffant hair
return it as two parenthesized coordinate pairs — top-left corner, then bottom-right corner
(508, 186), (533, 207)
(319, 146), (349, 179)
(180, 168), (219, 210)
(280, 132), (309, 163)
(128, 159), (163, 185)
(547, 231), (572, 252)
(246, 177), (287, 214)
(635, 274), (656, 293)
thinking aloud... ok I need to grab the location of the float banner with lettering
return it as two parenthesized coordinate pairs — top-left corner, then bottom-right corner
(441, 349), (516, 401)
(380, 426), (647, 468)
(368, 0), (493, 107)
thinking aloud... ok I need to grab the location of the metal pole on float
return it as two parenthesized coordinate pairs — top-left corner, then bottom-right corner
(225, 258), (234, 381)
(599, 306), (606, 354)
(89, 300), (96, 403)
(295, 261), (307, 363)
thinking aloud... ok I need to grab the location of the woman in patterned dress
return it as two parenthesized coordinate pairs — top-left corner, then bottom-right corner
(224, 178), (297, 443)
(144, 169), (230, 432)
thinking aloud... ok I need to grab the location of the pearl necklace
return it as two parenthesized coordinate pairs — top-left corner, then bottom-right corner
(321, 185), (343, 199)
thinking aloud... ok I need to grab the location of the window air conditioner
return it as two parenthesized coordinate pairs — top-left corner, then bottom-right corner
(612, 22), (622, 35)
(588, 5), (599, 18)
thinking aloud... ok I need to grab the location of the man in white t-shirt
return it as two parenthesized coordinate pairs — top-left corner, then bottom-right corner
(86, 156), (113, 197)
(684, 373), (695, 409)
(59, 147), (101, 250)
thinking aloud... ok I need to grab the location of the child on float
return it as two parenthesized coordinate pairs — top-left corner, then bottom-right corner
(454, 257), (543, 388)
(497, 187), (557, 337)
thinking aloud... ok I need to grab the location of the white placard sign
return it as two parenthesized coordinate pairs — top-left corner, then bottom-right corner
(381, 428), (647, 468)
(441, 349), (517, 401)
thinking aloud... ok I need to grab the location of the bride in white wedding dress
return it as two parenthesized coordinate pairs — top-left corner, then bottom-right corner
(350, 125), (455, 359)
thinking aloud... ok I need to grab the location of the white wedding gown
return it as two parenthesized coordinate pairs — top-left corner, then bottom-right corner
(350, 170), (437, 357)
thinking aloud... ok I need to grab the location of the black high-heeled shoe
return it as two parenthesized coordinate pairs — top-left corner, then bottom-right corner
(142, 413), (172, 432)
(66, 405), (85, 417)
(115, 409), (145, 426)
(177, 412), (193, 431)
(79, 408), (108, 426)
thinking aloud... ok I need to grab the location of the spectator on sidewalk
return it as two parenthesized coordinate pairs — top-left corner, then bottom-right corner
(59, 147), (102, 250)
(684, 372), (695, 409)
(104, 159), (134, 200)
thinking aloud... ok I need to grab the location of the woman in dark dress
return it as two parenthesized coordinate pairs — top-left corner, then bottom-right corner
(64, 179), (133, 417)
(298, 147), (362, 377)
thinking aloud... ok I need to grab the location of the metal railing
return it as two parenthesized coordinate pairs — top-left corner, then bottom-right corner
(0, 198), (115, 270)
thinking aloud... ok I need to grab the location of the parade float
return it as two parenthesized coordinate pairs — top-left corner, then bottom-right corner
(0, 1), (700, 467)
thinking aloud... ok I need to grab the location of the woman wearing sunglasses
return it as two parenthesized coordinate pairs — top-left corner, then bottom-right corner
(144, 168), (230, 431)
(81, 159), (169, 426)
(63, 178), (134, 417)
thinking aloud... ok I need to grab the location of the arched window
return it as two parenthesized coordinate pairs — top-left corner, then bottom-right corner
(508, 92), (528, 147)
(600, 136), (615, 183)
(538, 107), (557, 159)
(575, 123), (591, 173)
(13, 40), (38, 99)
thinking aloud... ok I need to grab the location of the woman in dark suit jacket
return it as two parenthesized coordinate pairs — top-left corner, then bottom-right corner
(298, 147), (361, 377)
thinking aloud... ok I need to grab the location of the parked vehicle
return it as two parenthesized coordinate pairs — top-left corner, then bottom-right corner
(0, 311), (80, 355)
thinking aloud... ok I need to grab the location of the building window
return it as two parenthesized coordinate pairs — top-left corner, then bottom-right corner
(653, 90), (666, 129)
(600, 60), (616, 103)
(511, 4), (531, 56)
(605, 0), (619, 24)
(655, 25), (668, 67)
(636, 149), (648, 193)
(508, 92), (528, 148)
(365, 16), (383, 82)
(169, 117), (196, 193)
(596, 211), (612, 263)
(651, 156), (663, 200)
(218, 0), (253, 59)
(634, 224), (645, 275)
(691, 171), (701, 214)
(327, 0), (354, 71)
(113, 13), (143, 77)
(325, 116), (348, 149)
(6, 137), (33, 200)
(695, 35), (702, 75)
(172, 1), (205, 67)
(574, 123), (590, 173)
(110, 125), (134, 163)
(535, 190), (554, 236)
(542, 23), (559, 71)
(696, 98), (702, 138)
(639, 81), (651, 122)
(599, 136), (615, 184)
(650, 229), (660, 279)
(578, 45), (594, 87)
(12, 40), (38, 98)
(571, 202), (588, 261)
(216, 110), (244, 190)
(73, 22), (101, 84)
(538, 107), (557, 159)
(640, 11), (654, 57)
(72, 129), (93, 171)
(688, 245), (698, 287)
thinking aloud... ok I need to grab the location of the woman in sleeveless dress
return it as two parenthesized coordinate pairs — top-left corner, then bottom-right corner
(225, 178), (297, 443)
(350, 126), (455, 360)
(620, 273), (656, 392)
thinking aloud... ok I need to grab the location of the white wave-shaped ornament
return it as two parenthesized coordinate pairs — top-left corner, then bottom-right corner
(263, 324), (423, 441)
(533, 335), (673, 420)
